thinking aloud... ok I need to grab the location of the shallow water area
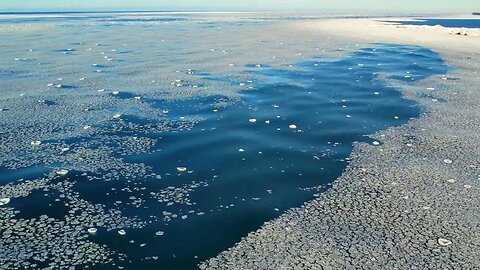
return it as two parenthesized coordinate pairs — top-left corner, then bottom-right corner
(0, 13), (449, 269)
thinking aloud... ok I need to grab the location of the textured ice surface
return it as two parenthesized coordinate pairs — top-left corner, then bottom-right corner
(0, 13), (448, 269)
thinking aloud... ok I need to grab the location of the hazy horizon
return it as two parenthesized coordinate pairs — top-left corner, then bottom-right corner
(0, 0), (478, 14)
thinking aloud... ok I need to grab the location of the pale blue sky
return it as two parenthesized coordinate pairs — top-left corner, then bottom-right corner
(0, 0), (478, 13)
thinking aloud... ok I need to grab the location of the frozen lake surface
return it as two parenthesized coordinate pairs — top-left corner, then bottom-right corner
(0, 13), (449, 269)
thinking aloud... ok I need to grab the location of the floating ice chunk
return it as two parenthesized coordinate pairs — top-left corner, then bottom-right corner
(113, 113), (122, 119)
(438, 238), (452, 246)
(118, 229), (127, 236)
(176, 167), (187, 173)
(249, 119), (257, 123)
(289, 124), (297, 129)
(0, 198), (10, 206)
(31, 141), (42, 146)
(56, 169), (69, 176)
(88, 228), (97, 234)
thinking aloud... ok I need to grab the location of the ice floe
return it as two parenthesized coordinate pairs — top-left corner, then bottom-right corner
(0, 198), (11, 206)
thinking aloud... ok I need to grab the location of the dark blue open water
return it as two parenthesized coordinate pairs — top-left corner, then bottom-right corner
(386, 18), (480, 28)
(80, 44), (446, 269)
(1, 42), (449, 269)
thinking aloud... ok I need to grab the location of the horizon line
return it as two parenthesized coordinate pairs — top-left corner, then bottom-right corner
(0, 10), (471, 16)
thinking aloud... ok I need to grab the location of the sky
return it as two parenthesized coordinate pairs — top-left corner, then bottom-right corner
(0, 0), (478, 13)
